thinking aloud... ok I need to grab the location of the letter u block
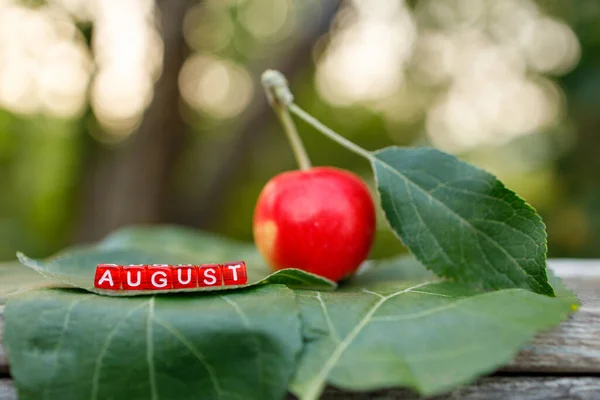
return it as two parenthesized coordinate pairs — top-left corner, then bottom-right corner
(94, 264), (122, 290)
(171, 265), (197, 289)
(147, 265), (173, 290)
(222, 261), (247, 286)
(121, 265), (148, 290)
(197, 264), (222, 287)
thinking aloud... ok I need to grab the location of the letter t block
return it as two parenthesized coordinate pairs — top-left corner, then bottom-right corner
(222, 261), (247, 286)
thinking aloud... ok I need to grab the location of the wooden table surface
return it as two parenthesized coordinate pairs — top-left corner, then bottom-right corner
(1, 259), (599, 399)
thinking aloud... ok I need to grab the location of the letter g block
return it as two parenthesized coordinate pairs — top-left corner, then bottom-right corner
(147, 265), (173, 290)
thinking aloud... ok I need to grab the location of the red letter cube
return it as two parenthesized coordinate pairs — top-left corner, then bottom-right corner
(222, 261), (247, 286)
(121, 265), (148, 290)
(94, 264), (122, 290)
(171, 265), (197, 289)
(147, 264), (173, 290)
(198, 264), (222, 287)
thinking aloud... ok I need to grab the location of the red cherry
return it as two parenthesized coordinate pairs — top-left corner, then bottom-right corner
(253, 166), (376, 282)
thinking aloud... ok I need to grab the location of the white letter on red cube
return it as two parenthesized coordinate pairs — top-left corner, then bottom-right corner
(222, 261), (247, 286)
(94, 264), (122, 290)
(171, 265), (197, 289)
(121, 265), (148, 290)
(198, 264), (223, 287)
(147, 265), (173, 290)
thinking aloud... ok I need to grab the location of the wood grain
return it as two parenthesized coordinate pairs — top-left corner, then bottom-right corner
(5, 376), (598, 400)
(506, 261), (600, 373)
(1, 260), (600, 399)
(0, 380), (15, 400)
(318, 377), (600, 399)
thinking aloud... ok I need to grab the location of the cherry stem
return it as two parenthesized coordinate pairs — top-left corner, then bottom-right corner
(261, 69), (374, 164)
(261, 70), (312, 171)
(288, 104), (374, 161)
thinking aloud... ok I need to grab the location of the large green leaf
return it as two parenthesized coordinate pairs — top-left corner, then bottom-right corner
(16, 226), (335, 295)
(4, 284), (302, 400)
(371, 147), (554, 296)
(4, 224), (577, 399)
(290, 260), (577, 399)
(4, 248), (578, 399)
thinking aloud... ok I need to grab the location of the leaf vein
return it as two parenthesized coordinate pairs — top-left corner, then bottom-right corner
(374, 157), (543, 290)
(220, 295), (264, 396)
(301, 281), (436, 400)
(91, 301), (150, 400)
(146, 297), (158, 400)
(43, 295), (93, 400)
(151, 316), (225, 398)
(316, 292), (340, 343)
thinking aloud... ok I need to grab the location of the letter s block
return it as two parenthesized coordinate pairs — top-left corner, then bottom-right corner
(147, 265), (173, 290)
(198, 264), (222, 287)
(94, 264), (122, 290)
(222, 261), (247, 286)
(121, 265), (148, 290)
(171, 265), (197, 289)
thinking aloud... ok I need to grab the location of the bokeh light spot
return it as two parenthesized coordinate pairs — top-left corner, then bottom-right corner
(179, 54), (254, 119)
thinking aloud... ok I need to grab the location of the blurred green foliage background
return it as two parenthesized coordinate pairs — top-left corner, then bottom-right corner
(0, 0), (599, 261)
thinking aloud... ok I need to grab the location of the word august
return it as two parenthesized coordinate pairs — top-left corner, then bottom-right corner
(94, 262), (248, 290)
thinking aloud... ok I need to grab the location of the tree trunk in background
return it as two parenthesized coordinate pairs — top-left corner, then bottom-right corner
(175, 0), (341, 229)
(552, 3), (600, 257)
(75, 0), (191, 242)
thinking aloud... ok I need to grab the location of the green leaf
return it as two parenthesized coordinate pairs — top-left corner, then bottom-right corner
(0, 261), (49, 304)
(290, 260), (578, 399)
(4, 249), (578, 399)
(371, 147), (554, 296)
(4, 284), (302, 400)
(16, 226), (335, 295)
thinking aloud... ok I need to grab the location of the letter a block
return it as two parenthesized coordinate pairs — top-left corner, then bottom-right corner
(94, 264), (122, 289)
(197, 264), (222, 287)
(147, 265), (173, 290)
(171, 265), (197, 289)
(121, 265), (148, 290)
(222, 261), (247, 286)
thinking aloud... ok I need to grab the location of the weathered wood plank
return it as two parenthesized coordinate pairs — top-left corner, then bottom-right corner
(318, 377), (600, 399)
(504, 260), (600, 373)
(4, 376), (599, 400)
(0, 379), (15, 400)
(506, 305), (600, 372)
